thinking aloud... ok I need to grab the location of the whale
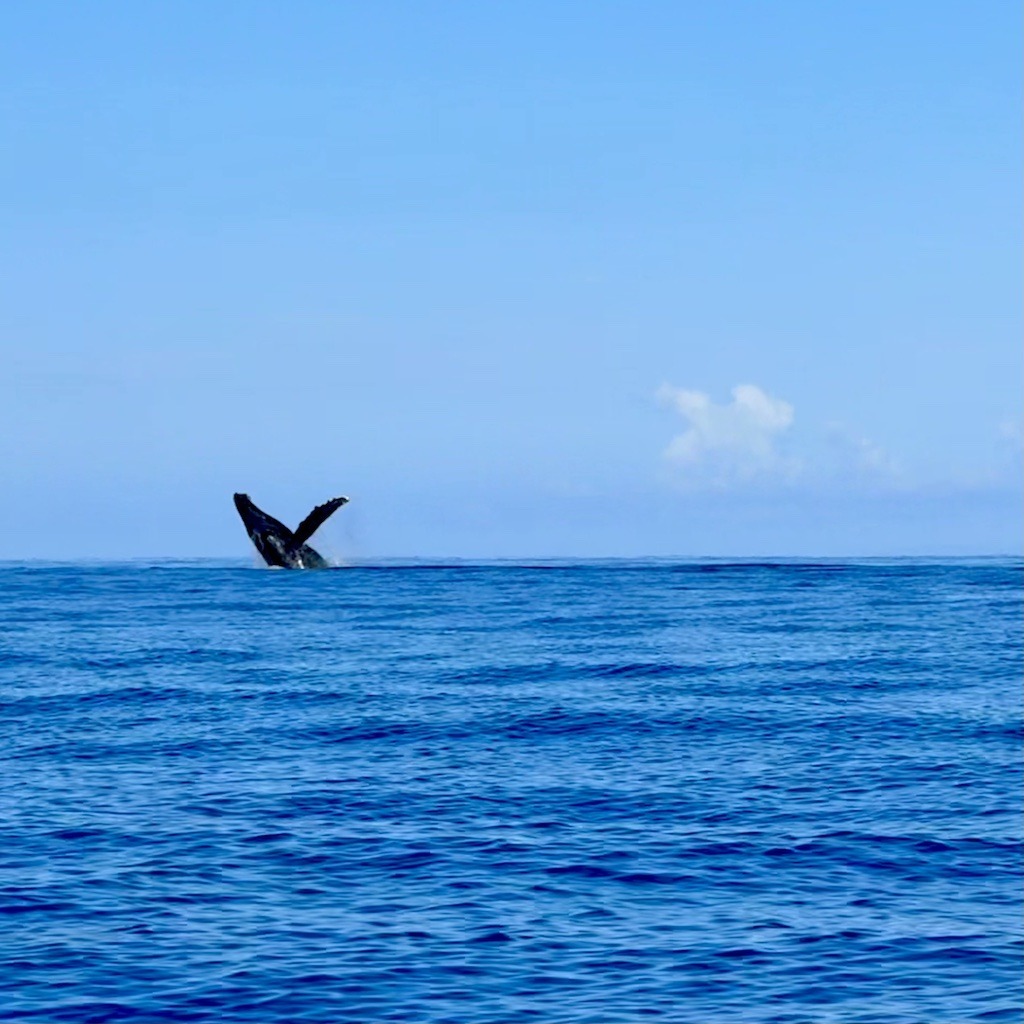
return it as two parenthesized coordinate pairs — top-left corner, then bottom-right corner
(233, 492), (348, 569)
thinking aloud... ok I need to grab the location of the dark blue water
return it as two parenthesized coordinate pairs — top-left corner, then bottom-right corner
(1, 559), (1020, 1023)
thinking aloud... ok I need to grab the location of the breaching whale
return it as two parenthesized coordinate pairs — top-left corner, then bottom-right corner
(233, 492), (348, 569)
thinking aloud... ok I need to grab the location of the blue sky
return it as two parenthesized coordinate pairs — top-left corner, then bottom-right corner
(1, 1), (1019, 558)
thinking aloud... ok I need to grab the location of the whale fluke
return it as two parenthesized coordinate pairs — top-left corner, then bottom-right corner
(233, 492), (349, 569)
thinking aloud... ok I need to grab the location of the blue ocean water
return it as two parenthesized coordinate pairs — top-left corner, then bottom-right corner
(0, 559), (1020, 1023)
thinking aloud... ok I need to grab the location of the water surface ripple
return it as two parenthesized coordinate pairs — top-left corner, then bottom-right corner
(1, 559), (1021, 1022)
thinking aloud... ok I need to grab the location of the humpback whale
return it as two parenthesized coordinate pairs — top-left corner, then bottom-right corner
(233, 492), (348, 569)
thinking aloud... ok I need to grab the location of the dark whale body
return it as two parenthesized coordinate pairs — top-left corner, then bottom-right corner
(233, 492), (348, 569)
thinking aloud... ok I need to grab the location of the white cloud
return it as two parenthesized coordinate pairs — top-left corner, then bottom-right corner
(656, 388), (1020, 499)
(657, 383), (796, 486)
(999, 417), (1023, 450)
(824, 422), (902, 481)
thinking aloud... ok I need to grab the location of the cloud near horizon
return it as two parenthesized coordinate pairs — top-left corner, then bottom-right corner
(824, 422), (902, 482)
(656, 385), (1021, 495)
(657, 383), (797, 486)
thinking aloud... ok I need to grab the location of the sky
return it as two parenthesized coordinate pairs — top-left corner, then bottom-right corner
(0, 1), (1020, 559)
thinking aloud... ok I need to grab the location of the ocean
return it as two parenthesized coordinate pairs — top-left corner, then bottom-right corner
(1, 559), (1020, 1022)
